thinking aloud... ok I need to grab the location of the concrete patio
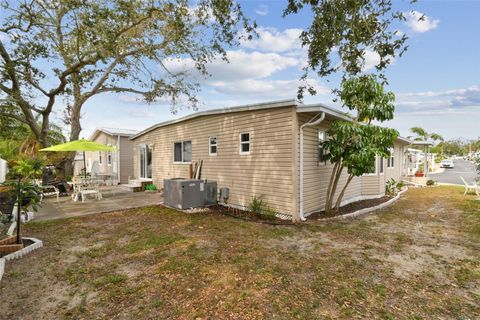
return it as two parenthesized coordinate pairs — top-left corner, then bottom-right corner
(35, 187), (163, 221)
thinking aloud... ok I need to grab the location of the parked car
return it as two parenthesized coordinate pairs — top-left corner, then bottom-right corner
(440, 159), (455, 169)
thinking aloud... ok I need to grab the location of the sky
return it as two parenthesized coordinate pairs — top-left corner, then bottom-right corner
(70, 1), (480, 140)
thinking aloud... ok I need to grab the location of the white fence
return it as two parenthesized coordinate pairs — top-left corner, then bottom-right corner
(0, 158), (7, 183)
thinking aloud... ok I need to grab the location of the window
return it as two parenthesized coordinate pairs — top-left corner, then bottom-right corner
(239, 133), (250, 154)
(387, 148), (395, 168)
(379, 157), (384, 174)
(365, 157), (377, 175)
(173, 141), (192, 163)
(318, 130), (327, 164)
(98, 151), (102, 164)
(107, 145), (112, 166)
(209, 137), (217, 156)
(139, 144), (152, 178)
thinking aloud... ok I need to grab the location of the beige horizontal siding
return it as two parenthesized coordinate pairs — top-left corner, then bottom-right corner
(119, 137), (135, 183)
(132, 106), (296, 215)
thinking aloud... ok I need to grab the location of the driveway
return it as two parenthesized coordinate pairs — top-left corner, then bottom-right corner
(430, 159), (478, 185)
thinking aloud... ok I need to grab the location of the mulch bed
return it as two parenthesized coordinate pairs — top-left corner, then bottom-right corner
(0, 238), (34, 258)
(307, 195), (392, 220)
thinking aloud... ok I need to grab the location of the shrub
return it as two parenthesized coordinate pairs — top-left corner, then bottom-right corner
(396, 180), (405, 190)
(248, 195), (277, 220)
(385, 178), (397, 196)
(426, 179), (436, 186)
(145, 184), (157, 191)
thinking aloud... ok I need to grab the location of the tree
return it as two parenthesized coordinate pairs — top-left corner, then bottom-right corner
(323, 75), (398, 213)
(283, 0), (412, 215)
(409, 127), (444, 143)
(0, 0), (254, 150)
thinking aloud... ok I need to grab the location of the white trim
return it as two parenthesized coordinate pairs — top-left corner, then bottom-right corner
(208, 136), (217, 156)
(239, 132), (251, 155)
(173, 140), (192, 164)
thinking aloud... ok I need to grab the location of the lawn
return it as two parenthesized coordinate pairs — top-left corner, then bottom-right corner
(1, 186), (479, 319)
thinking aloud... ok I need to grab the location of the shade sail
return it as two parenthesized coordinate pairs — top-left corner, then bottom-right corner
(39, 139), (117, 152)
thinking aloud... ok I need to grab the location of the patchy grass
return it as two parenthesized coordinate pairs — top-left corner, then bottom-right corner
(0, 186), (479, 319)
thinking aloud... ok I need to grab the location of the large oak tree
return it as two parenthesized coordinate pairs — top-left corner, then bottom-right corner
(0, 0), (254, 150)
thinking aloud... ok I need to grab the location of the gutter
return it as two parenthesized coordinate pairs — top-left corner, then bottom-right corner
(299, 112), (325, 221)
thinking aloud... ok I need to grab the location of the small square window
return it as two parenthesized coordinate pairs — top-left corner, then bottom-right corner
(173, 141), (192, 163)
(240, 133), (250, 154)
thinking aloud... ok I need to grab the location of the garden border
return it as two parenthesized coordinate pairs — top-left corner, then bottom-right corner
(316, 187), (409, 222)
(0, 237), (43, 283)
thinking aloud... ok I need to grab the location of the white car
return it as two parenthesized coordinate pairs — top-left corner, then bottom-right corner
(440, 159), (455, 169)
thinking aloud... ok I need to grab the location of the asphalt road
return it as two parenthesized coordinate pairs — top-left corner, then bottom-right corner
(430, 159), (478, 185)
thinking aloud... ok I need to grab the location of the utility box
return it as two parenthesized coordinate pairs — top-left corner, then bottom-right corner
(163, 179), (217, 209)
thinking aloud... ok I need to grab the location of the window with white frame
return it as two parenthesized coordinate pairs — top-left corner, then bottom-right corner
(98, 151), (102, 164)
(107, 144), (112, 165)
(209, 137), (217, 156)
(379, 157), (384, 174)
(387, 148), (395, 168)
(318, 130), (327, 164)
(239, 133), (250, 154)
(174, 141), (192, 163)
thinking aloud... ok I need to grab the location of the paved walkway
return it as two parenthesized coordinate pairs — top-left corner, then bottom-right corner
(36, 188), (163, 221)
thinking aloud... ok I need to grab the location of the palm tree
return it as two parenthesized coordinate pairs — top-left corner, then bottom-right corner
(409, 127), (444, 144)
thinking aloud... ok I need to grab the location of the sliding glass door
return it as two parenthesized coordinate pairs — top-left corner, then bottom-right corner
(139, 144), (152, 179)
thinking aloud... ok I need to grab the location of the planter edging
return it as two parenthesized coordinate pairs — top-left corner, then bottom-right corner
(0, 237), (43, 283)
(317, 187), (409, 222)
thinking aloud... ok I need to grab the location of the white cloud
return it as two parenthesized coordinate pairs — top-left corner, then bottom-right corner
(241, 27), (303, 53)
(209, 78), (330, 99)
(405, 11), (439, 33)
(164, 50), (299, 82)
(255, 4), (268, 16)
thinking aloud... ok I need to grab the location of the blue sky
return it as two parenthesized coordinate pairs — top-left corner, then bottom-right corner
(78, 0), (480, 140)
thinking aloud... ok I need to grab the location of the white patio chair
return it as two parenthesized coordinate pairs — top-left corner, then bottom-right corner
(460, 176), (478, 196)
(77, 182), (103, 203)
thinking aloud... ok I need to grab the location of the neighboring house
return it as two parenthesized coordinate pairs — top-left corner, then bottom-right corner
(406, 148), (437, 175)
(80, 128), (139, 184)
(130, 100), (410, 221)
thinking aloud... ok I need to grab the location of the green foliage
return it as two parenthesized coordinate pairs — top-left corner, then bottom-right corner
(426, 179), (436, 186)
(248, 195), (277, 220)
(385, 179), (397, 196)
(0, 0), (254, 148)
(323, 75), (399, 213)
(2, 180), (42, 213)
(145, 184), (157, 191)
(409, 127), (443, 144)
(396, 181), (405, 191)
(283, 0), (411, 98)
(9, 157), (44, 180)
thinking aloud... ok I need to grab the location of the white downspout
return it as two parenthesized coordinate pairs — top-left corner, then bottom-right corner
(299, 112), (325, 221)
(117, 135), (121, 184)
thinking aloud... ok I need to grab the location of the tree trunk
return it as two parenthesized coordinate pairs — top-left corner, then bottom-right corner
(334, 175), (354, 211)
(325, 162), (343, 214)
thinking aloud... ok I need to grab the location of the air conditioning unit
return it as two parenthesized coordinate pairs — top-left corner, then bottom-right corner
(163, 179), (218, 209)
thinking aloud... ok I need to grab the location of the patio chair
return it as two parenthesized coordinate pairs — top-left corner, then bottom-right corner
(34, 179), (60, 202)
(460, 176), (479, 196)
(74, 182), (102, 203)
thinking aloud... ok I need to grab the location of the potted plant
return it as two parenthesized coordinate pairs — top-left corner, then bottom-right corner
(415, 163), (425, 177)
(144, 184), (158, 192)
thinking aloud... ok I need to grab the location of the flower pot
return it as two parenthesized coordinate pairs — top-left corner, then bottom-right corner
(415, 172), (425, 177)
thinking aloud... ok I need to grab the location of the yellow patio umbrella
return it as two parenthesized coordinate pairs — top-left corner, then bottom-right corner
(39, 139), (117, 177)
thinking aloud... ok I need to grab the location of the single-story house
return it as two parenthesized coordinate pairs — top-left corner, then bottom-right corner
(130, 100), (410, 221)
(79, 127), (138, 184)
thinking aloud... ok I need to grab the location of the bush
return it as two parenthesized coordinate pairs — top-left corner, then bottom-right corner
(396, 180), (405, 190)
(426, 179), (436, 186)
(385, 179), (397, 196)
(145, 184), (157, 191)
(248, 195), (277, 220)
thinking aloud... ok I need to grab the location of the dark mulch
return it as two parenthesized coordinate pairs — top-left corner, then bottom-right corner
(0, 238), (35, 258)
(308, 195), (392, 220)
